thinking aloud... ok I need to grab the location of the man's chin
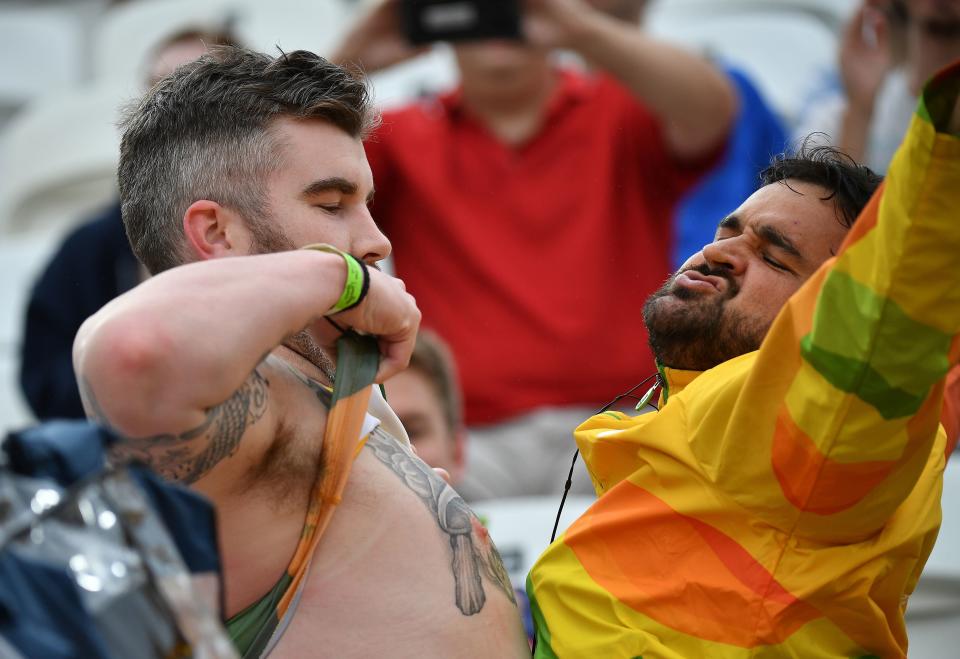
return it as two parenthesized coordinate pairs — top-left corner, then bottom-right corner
(645, 290), (703, 317)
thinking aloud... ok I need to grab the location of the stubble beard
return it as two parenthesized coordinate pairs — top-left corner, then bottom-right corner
(247, 212), (337, 381)
(284, 330), (337, 381)
(642, 265), (767, 372)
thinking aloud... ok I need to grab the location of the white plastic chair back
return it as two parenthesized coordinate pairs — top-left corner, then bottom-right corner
(0, 83), (129, 237)
(230, 0), (357, 59)
(92, 0), (237, 88)
(646, 0), (856, 31)
(0, 232), (62, 434)
(0, 7), (83, 110)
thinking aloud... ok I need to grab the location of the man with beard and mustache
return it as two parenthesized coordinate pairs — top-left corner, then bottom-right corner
(527, 62), (960, 657)
(333, 0), (739, 501)
(73, 47), (529, 658)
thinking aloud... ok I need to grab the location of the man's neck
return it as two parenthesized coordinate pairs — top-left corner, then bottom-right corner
(460, 64), (558, 146)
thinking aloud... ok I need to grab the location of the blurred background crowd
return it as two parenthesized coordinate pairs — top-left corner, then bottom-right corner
(0, 0), (959, 654)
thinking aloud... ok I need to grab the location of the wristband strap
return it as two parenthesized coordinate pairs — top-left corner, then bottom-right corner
(301, 243), (370, 315)
(340, 253), (370, 313)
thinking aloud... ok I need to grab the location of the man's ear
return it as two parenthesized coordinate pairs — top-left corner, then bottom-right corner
(182, 200), (250, 261)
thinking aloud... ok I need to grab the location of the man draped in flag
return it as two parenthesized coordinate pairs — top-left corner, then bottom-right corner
(528, 61), (960, 658)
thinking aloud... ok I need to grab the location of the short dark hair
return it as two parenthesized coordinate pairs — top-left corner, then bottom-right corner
(760, 140), (883, 229)
(119, 46), (377, 274)
(407, 331), (463, 434)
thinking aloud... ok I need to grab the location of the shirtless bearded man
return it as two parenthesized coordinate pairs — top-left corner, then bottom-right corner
(73, 47), (528, 658)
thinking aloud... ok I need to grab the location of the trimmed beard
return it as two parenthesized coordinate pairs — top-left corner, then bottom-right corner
(642, 264), (767, 371)
(247, 214), (336, 380)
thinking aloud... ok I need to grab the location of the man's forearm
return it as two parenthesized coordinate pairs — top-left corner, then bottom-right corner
(74, 251), (346, 436)
(567, 12), (737, 159)
(837, 102), (873, 163)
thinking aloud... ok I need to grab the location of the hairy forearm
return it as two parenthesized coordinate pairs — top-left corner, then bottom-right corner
(74, 251), (344, 435)
(569, 13), (737, 158)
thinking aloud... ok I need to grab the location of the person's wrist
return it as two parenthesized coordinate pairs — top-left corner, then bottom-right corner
(301, 243), (371, 315)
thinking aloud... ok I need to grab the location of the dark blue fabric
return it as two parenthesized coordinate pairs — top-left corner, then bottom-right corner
(19, 202), (139, 420)
(4, 422), (110, 485)
(673, 67), (789, 268)
(0, 421), (223, 657)
(4, 421), (221, 575)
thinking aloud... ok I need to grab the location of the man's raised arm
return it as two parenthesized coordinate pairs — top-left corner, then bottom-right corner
(524, 0), (737, 159)
(73, 251), (419, 476)
(707, 62), (960, 541)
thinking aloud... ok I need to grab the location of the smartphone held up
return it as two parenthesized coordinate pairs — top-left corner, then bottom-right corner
(399, 0), (523, 45)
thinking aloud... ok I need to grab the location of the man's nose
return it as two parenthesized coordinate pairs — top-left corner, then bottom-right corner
(355, 208), (391, 264)
(701, 238), (746, 275)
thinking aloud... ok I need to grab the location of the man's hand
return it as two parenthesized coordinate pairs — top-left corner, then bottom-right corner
(524, 0), (736, 159)
(324, 268), (421, 382)
(841, 2), (894, 115)
(330, 0), (429, 73)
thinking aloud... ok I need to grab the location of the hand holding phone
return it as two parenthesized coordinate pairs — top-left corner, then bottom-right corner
(332, 0), (430, 73)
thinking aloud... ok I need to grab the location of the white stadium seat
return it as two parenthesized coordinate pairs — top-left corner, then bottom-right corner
(0, 83), (129, 237)
(91, 0), (237, 87)
(0, 6), (84, 110)
(470, 495), (595, 587)
(646, 0), (857, 31)
(230, 0), (357, 59)
(0, 232), (62, 434)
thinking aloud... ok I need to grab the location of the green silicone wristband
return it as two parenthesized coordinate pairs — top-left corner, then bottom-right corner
(301, 243), (366, 315)
(330, 253), (364, 313)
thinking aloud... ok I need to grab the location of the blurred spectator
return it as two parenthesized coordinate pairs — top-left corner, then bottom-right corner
(794, 0), (960, 172)
(19, 28), (235, 421)
(334, 0), (738, 498)
(384, 330), (466, 483)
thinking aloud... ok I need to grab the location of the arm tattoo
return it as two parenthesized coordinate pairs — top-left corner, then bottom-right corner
(365, 428), (516, 616)
(81, 370), (270, 484)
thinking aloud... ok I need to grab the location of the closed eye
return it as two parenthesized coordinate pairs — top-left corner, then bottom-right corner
(763, 254), (791, 272)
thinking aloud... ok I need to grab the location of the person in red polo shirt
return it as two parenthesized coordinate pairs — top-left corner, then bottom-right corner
(333, 0), (737, 499)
